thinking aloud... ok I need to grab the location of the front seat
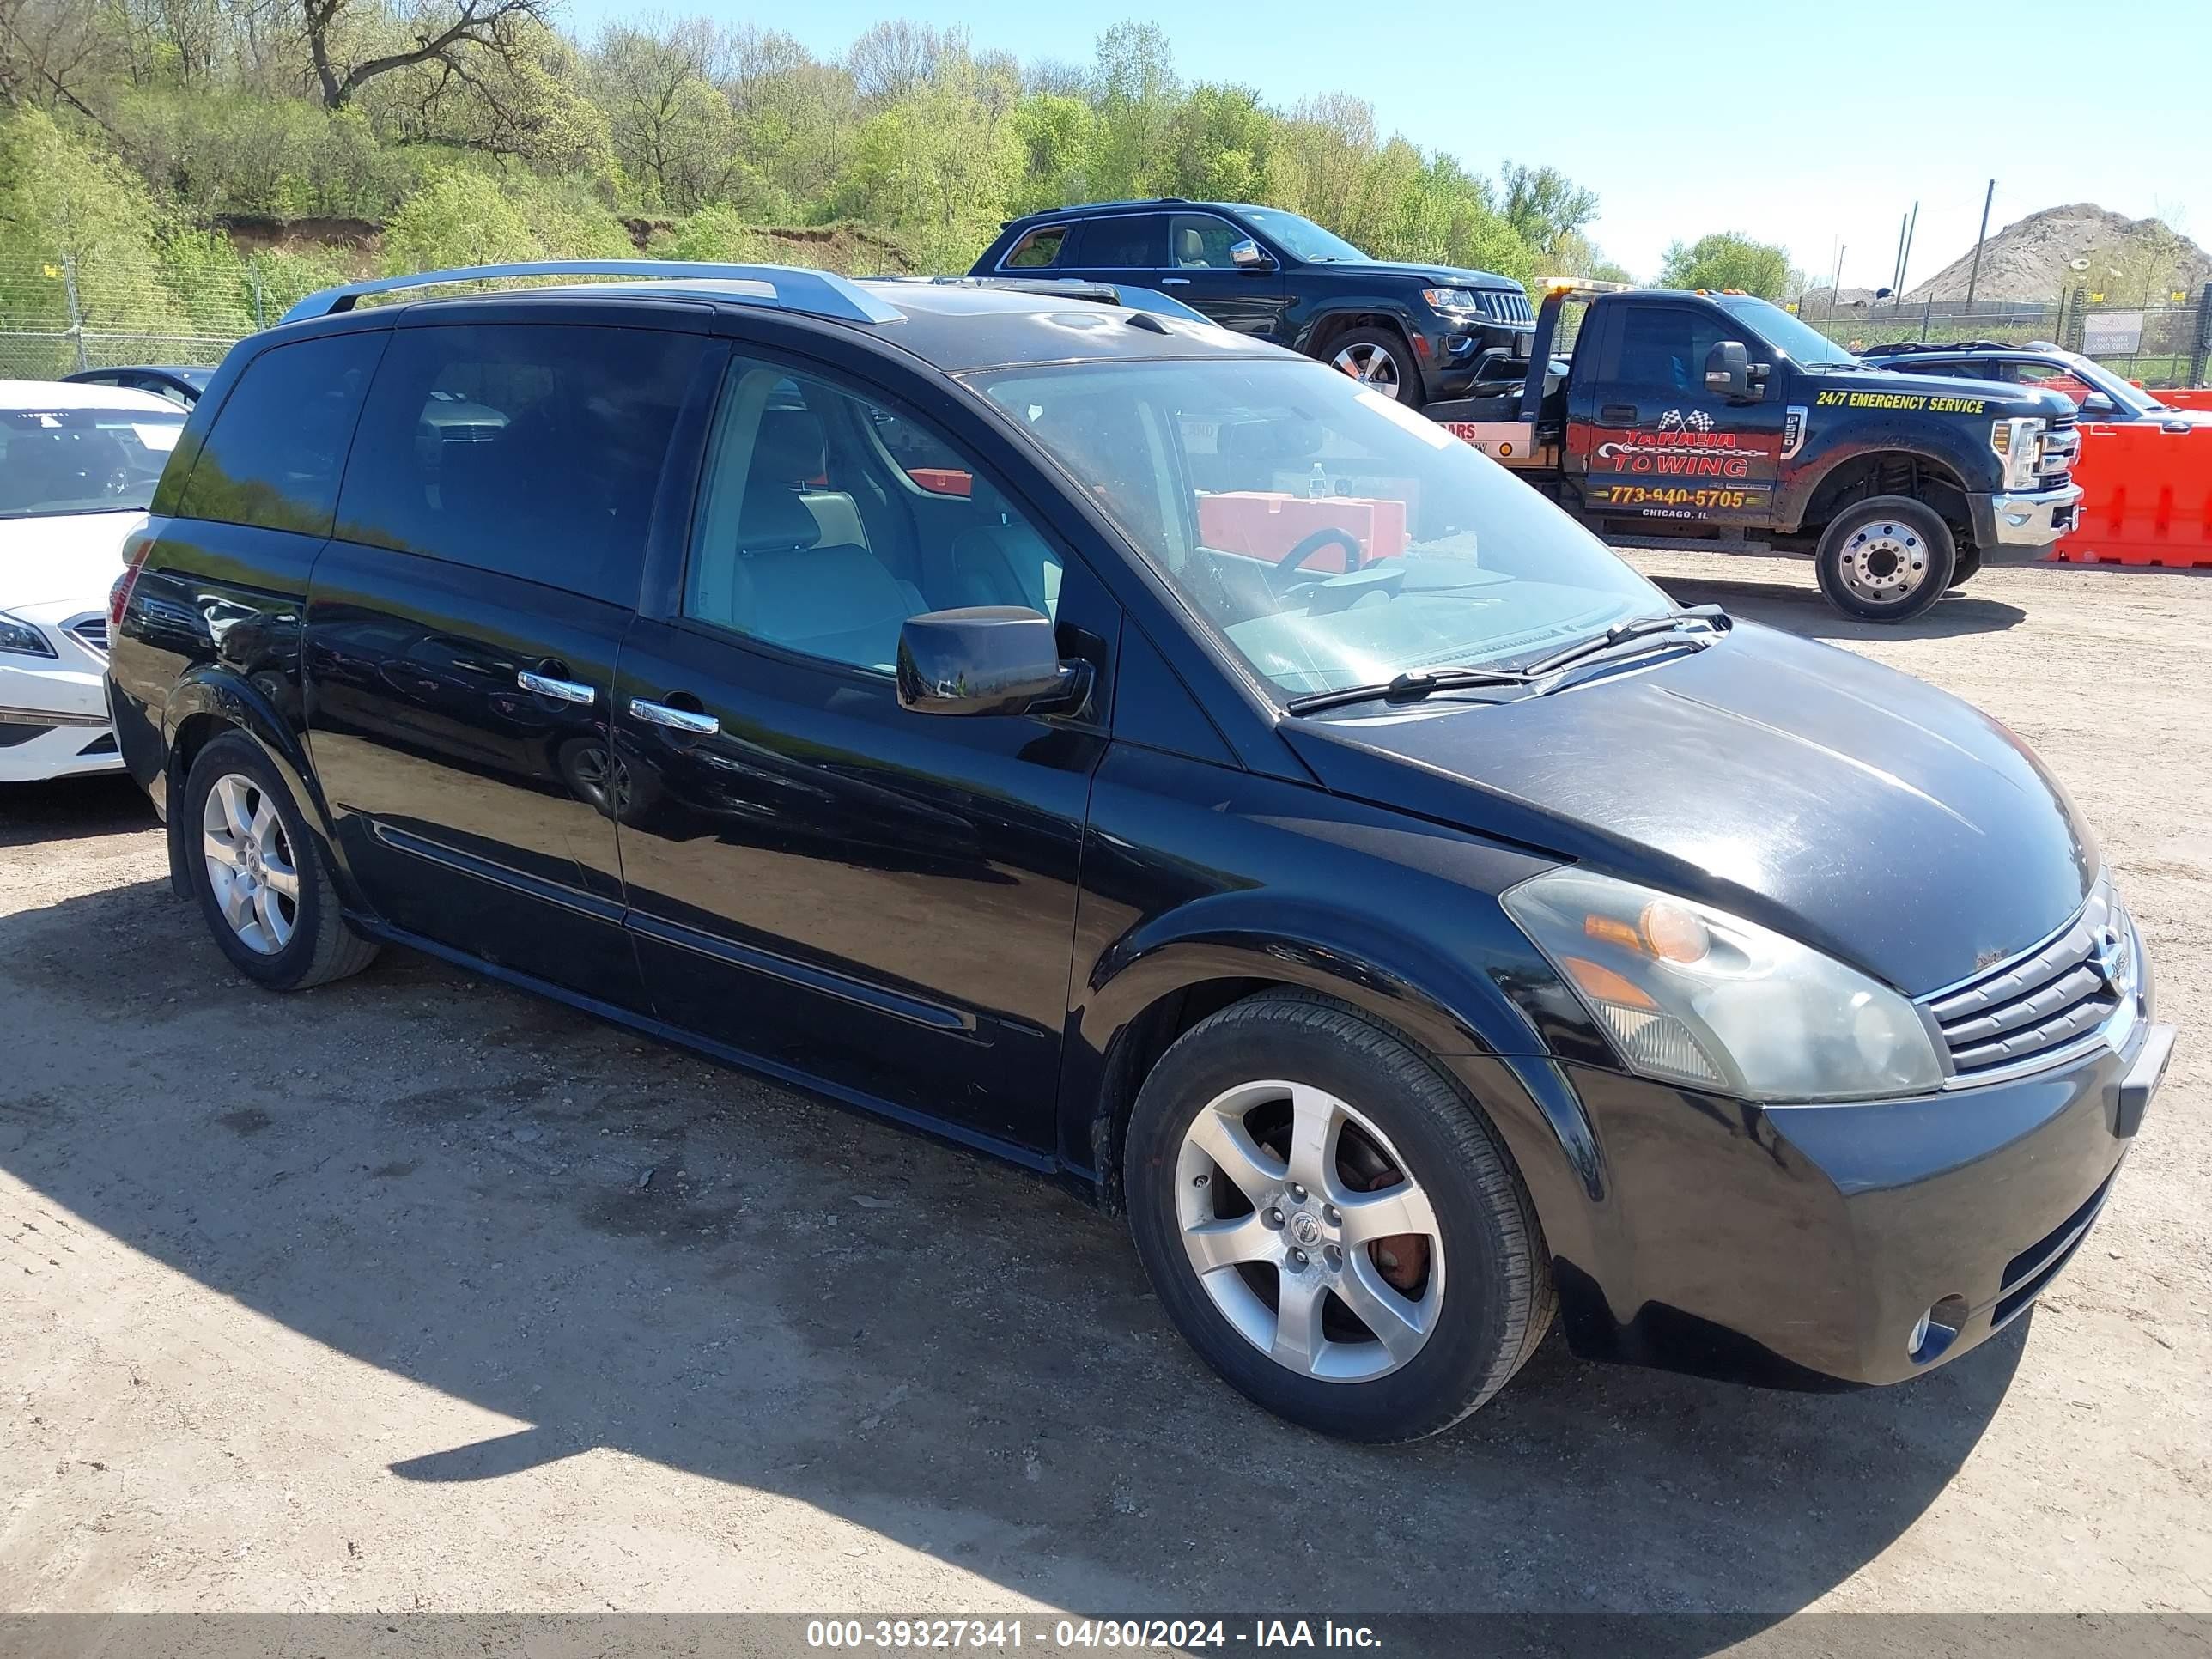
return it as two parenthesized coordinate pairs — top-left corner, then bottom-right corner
(720, 483), (924, 674)
(753, 404), (870, 554)
(1176, 228), (1206, 267)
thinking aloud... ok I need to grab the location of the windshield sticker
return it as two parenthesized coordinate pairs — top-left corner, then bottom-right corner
(1814, 390), (1986, 415)
(132, 423), (182, 452)
(1780, 405), (1808, 460)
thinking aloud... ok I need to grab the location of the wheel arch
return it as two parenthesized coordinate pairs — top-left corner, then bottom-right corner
(1065, 916), (1608, 1279)
(1299, 307), (1422, 371)
(1779, 441), (1982, 541)
(161, 670), (337, 902)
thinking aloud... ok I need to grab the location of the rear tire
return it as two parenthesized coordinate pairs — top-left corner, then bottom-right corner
(1123, 991), (1552, 1442)
(1325, 327), (1425, 410)
(182, 731), (379, 991)
(1814, 495), (1954, 622)
(1947, 544), (1984, 588)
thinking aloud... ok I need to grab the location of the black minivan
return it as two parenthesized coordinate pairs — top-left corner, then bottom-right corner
(108, 260), (2173, 1442)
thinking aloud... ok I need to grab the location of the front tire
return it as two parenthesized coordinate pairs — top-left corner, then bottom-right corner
(1814, 495), (1955, 621)
(183, 731), (379, 991)
(1123, 991), (1552, 1442)
(1326, 327), (1425, 410)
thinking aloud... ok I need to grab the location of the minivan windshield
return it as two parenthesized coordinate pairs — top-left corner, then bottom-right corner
(1237, 209), (1372, 265)
(1, 404), (185, 520)
(970, 357), (1671, 700)
(1711, 295), (1864, 369)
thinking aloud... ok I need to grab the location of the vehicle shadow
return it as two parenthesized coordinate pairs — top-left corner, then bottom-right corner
(1642, 570), (2029, 644)
(0, 775), (156, 848)
(0, 875), (2027, 1633)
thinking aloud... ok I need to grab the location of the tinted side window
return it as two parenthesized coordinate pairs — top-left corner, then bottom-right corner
(1073, 214), (1164, 269)
(176, 333), (382, 535)
(1613, 307), (1733, 395)
(1169, 214), (1242, 269)
(336, 324), (694, 605)
(684, 359), (1064, 673)
(1002, 226), (1066, 269)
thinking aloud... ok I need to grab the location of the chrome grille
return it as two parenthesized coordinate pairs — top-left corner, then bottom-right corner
(1480, 289), (1534, 325)
(67, 616), (109, 656)
(1923, 880), (2135, 1082)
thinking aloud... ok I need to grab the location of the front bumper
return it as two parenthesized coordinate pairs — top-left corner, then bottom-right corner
(1972, 481), (2083, 550)
(1, 607), (120, 782)
(1506, 991), (2173, 1391)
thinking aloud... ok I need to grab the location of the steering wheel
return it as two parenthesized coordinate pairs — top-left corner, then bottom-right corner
(1267, 526), (1365, 596)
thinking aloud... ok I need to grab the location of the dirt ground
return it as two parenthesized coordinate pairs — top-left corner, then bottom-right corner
(2, 550), (2207, 1623)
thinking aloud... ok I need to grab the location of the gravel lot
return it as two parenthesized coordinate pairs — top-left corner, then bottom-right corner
(2, 550), (2207, 1624)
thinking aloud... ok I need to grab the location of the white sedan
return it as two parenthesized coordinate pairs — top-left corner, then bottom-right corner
(2, 380), (189, 782)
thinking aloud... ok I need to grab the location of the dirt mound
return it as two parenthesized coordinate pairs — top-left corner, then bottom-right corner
(1905, 204), (2210, 303)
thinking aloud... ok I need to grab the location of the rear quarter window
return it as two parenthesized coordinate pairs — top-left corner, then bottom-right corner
(173, 333), (385, 536)
(332, 322), (696, 605)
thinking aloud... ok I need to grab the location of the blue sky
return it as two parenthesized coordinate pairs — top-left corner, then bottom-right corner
(563, 0), (2209, 285)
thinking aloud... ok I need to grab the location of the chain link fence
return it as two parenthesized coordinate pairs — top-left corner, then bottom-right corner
(1796, 283), (2211, 386)
(0, 251), (347, 382)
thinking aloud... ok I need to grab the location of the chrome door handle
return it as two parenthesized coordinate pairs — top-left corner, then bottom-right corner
(629, 697), (719, 737)
(1160, 277), (1191, 286)
(517, 669), (594, 705)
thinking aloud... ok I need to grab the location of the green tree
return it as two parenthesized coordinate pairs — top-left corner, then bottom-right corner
(1499, 161), (1597, 252)
(665, 203), (764, 263)
(834, 58), (1020, 271)
(1161, 83), (1273, 203)
(0, 107), (184, 337)
(1087, 21), (1176, 200)
(1007, 92), (1097, 212)
(380, 169), (539, 271)
(1658, 230), (1791, 298)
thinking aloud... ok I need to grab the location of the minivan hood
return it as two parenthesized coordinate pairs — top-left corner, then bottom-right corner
(1279, 623), (2095, 995)
(0, 508), (146, 608)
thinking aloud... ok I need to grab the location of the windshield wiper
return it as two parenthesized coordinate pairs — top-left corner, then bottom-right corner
(1520, 605), (1731, 679)
(1285, 665), (1532, 716)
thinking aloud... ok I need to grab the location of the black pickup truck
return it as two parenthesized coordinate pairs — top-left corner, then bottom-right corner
(1428, 282), (2084, 620)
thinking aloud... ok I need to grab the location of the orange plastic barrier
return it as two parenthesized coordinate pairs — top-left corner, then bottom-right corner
(2053, 422), (2212, 567)
(1197, 492), (1409, 569)
(2151, 386), (2212, 410)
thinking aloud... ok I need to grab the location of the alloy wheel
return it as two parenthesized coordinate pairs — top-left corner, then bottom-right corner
(1330, 342), (1402, 397)
(1174, 1079), (1444, 1382)
(200, 773), (299, 955)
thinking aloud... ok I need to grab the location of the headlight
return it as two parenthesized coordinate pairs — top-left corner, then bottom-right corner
(1502, 868), (1944, 1102)
(0, 612), (57, 659)
(1421, 286), (1480, 311)
(1990, 416), (2045, 490)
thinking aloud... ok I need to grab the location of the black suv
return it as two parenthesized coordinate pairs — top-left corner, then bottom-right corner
(971, 199), (1532, 408)
(108, 259), (2170, 1442)
(1862, 338), (2211, 427)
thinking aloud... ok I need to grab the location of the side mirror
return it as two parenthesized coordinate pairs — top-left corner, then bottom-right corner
(1704, 339), (1757, 399)
(1230, 238), (1275, 271)
(2080, 392), (2116, 416)
(896, 607), (1091, 719)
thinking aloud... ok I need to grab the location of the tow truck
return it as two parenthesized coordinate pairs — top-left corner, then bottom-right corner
(1423, 280), (2084, 621)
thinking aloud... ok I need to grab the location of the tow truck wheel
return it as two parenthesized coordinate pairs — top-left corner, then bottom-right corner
(1328, 328), (1425, 410)
(1814, 496), (1955, 623)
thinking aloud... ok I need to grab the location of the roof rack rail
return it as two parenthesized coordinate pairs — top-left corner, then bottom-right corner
(278, 260), (904, 327)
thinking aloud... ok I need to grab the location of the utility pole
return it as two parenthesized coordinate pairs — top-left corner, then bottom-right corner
(1830, 241), (1845, 305)
(1899, 202), (1918, 305)
(1963, 179), (1996, 314)
(1890, 213), (1908, 298)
